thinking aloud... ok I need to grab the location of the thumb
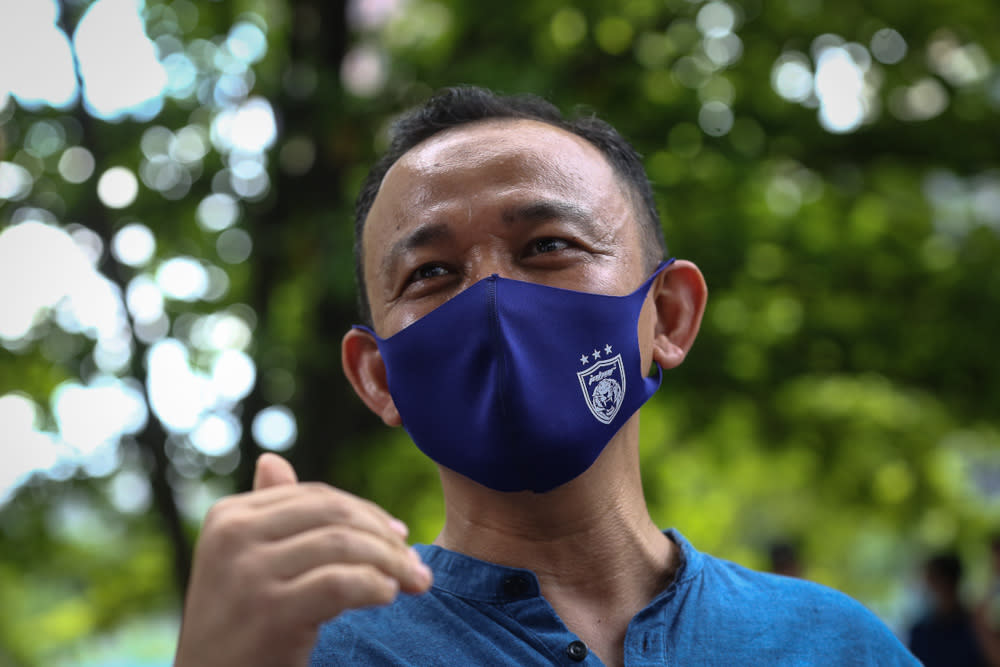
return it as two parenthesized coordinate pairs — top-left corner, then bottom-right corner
(253, 453), (298, 490)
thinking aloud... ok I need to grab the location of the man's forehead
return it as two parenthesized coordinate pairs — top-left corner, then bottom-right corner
(388, 118), (606, 178)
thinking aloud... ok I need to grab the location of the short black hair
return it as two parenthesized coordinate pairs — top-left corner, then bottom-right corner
(353, 85), (667, 325)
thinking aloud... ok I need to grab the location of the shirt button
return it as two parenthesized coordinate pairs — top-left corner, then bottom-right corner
(502, 575), (530, 597)
(566, 640), (588, 661)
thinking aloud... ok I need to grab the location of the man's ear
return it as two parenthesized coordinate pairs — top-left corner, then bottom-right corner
(650, 260), (708, 370)
(341, 327), (402, 427)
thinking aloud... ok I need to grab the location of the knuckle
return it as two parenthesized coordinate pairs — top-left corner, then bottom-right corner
(368, 571), (400, 605)
(318, 566), (397, 608)
(241, 577), (283, 616)
(205, 511), (252, 551)
(202, 496), (233, 528)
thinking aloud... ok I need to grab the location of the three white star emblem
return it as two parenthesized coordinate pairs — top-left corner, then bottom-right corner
(579, 344), (614, 365)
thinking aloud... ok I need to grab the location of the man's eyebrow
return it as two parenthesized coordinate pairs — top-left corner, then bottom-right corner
(382, 222), (455, 275)
(501, 200), (595, 230)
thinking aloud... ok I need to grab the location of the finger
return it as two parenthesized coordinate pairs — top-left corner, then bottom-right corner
(240, 484), (411, 547)
(282, 563), (403, 627)
(253, 453), (298, 490)
(260, 524), (432, 593)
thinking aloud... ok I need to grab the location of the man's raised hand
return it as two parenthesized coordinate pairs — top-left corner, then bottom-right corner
(173, 453), (432, 667)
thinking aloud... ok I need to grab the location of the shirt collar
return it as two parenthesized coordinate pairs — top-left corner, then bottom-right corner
(413, 528), (704, 604)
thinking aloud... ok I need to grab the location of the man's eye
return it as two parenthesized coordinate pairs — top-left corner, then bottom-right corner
(409, 264), (449, 282)
(528, 238), (569, 255)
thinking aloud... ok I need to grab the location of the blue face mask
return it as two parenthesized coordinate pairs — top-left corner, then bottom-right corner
(358, 259), (673, 493)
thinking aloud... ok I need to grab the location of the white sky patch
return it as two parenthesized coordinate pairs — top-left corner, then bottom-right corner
(52, 376), (148, 455)
(73, 0), (167, 119)
(0, 221), (100, 340)
(0, 393), (60, 505)
(146, 338), (216, 432)
(0, 0), (78, 108)
(59, 270), (125, 340)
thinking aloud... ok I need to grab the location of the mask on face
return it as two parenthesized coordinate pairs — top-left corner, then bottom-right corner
(357, 260), (673, 493)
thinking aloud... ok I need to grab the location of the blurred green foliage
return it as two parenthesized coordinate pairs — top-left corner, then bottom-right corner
(1, 0), (999, 664)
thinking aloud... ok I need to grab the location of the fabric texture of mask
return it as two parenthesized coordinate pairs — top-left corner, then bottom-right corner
(357, 260), (674, 493)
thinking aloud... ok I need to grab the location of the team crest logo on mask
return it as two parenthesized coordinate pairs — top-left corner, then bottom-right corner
(577, 344), (626, 425)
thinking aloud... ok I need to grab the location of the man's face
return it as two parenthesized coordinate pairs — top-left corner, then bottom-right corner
(362, 119), (651, 338)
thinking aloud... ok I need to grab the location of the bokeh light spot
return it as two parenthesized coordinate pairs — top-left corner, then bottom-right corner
(211, 96), (277, 154)
(25, 120), (67, 158)
(107, 468), (152, 514)
(595, 16), (633, 55)
(341, 44), (388, 98)
(870, 28), (907, 65)
(771, 52), (813, 103)
(156, 257), (208, 301)
(216, 228), (252, 264)
(698, 101), (734, 136)
(888, 78), (948, 121)
(189, 412), (241, 456)
(112, 222), (156, 267)
(252, 405), (298, 451)
(97, 167), (139, 209)
(550, 8), (587, 49)
(125, 275), (164, 323)
(58, 146), (96, 184)
(696, 1), (736, 38)
(211, 349), (256, 401)
(814, 47), (866, 133)
(226, 20), (268, 64)
(0, 162), (34, 200)
(196, 193), (240, 231)
(279, 136), (316, 176)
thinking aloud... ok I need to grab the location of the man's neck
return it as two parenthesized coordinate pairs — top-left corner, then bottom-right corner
(433, 427), (677, 666)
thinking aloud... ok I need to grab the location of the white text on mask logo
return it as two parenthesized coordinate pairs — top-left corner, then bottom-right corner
(577, 343), (626, 424)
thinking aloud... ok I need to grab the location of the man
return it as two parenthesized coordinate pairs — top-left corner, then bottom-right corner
(908, 552), (988, 666)
(174, 87), (917, 666)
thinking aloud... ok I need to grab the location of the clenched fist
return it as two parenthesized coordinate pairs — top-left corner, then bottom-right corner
(173, 453), (432, 667)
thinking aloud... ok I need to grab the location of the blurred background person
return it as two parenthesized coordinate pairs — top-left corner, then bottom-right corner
(768, 540), (804, 578)
(908, 551), (987, 667)
(973, 534), (1000, 666)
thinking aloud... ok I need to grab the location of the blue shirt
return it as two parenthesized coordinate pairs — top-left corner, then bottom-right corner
(312, 530), (919, 665)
